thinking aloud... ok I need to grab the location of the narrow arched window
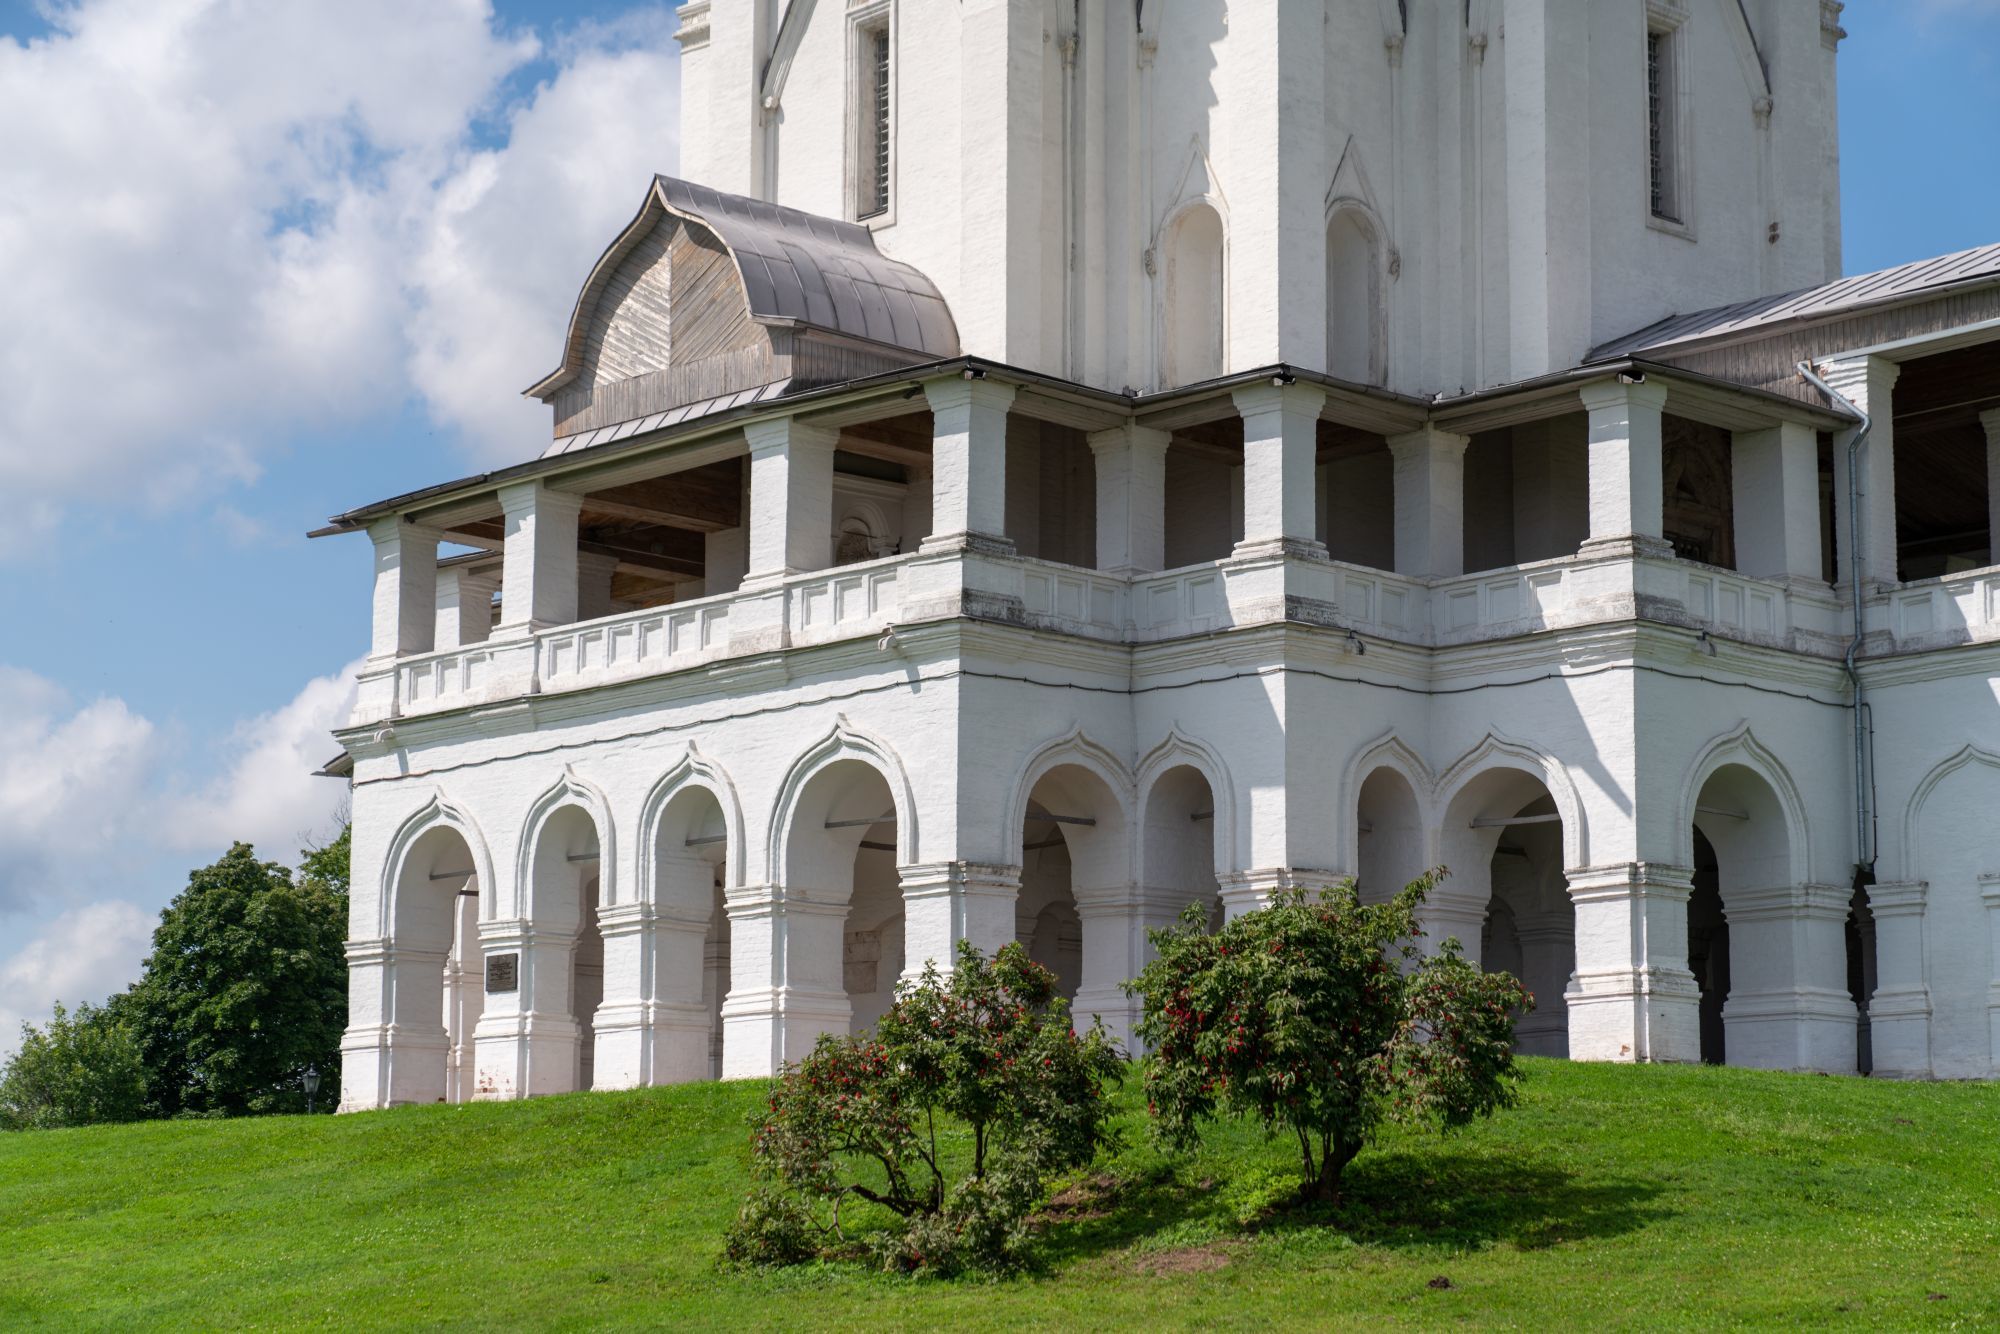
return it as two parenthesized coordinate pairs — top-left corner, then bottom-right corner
(1164, 203), (1225, 387)
(1326, 209), (1383, 385)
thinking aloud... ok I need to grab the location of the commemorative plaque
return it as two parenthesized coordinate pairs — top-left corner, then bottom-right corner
(485, 952), (520, 993)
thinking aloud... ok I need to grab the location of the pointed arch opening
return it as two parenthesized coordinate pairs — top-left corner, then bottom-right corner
(386, 822), (485, 1105)
(1163, 202), (1226, 388)
(1325, 205), (1385, 386)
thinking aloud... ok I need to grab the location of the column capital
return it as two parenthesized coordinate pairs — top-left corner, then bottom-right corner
(1578, 377), (1670, 415)
(497, 480), (584, 521)
(1563, 862), (1695, 901)
(1977, 407), (2000, 443)
(742, 416), (838, 458)
(365, 515), (447, 546)
(1871, 879), (1929, 915)
(921, 374), (1019, 418)
(1385, 422), (1472, 459)
(1230, 380), (1327, 421)
(1818, 354), (1901, 405)
(1085, 422), (1173, 456)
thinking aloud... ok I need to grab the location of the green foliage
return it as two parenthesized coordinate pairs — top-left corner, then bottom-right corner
(726, 940), (1123, 1275)
(115, 839), (349, 1118)
(1126, 874), (1530, 1202)
(0, 1002), (148, 1131)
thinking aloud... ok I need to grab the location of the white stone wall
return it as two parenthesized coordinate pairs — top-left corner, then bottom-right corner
(681, 0), (1841, 394)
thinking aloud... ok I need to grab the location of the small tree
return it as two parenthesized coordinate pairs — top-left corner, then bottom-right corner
(1126, 874), (1530, 1204)
(726, 940), (1123, 1275)
(0, 1002), (148, 1131)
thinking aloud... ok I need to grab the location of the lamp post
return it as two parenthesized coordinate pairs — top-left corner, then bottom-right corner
(304, 1065), (321, 1116)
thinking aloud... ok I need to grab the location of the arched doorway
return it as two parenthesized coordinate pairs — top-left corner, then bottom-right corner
(386, 823), (485, 1105)
(1140, 762), (1223, 939)
(645, 784), (734, 1084)
(1688, 828), (1728, 1063)
(779, 758), (903, 1044)
(1017, 763), (1130, 1039)
(1691, 764), (1854, 1072)
(1442, 769), (1575, 1058)
(525, 804), (604, 1094)
(1355, 765), (1426, 905)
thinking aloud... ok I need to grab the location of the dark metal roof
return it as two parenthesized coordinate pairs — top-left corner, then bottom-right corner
(527, 176), (958, 400)
(1592, 242), (2000, 360)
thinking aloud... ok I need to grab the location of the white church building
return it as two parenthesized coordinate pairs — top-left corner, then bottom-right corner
(324, 0), (2000, 1109)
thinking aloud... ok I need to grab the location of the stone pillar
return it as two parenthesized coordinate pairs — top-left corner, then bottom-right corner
(442, 888), (484, 1103)
(898, 862), (1020, 984)
(743, 418), (838, 583)
(1564, 863), (1701, 1063)
(495, 483), (583, 637)
(471, 918), (583, 1099)
(1071, 885), (1189, 1049)
(366, 518), (442, 661)
(339, 937), (449, 1109)
(1731, 421), (1825, 582)
(575, 551), (621, 622)
(1386, 425), (1471, 578)
(1869, 880), (1931, 1078)
(592, 893), (713, 1089)
(1417, 883), (1491, 965)
(1980, 409), (2000, 565)
(1719, 882), (1857, 1074)
(1513, 908), (1576, 1058)
(921, 378), (1017, 553)
(1578, 379), (1671, 556)
(717, 884), (851, 1079)
(1214, 866), (1345, 922)
(1087, 424), (1171, 576)
(435, 567), (498, 651)
(1822, 356), (1901, 588)
(1984, 875), (2000, 1077)
(1232, 382), (1328, 559)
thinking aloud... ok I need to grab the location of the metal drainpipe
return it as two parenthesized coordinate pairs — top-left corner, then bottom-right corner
(1796, 360), (1875, 883)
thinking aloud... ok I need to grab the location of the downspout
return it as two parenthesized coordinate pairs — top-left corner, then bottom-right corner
(1796, 360), (1875, 884)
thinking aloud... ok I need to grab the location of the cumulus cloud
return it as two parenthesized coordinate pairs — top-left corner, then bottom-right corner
(0, 0), (680, 544)
(0, 659), (359, 1052)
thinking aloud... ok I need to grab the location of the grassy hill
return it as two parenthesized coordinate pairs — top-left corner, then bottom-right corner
(4, 1058), (1997, 1328)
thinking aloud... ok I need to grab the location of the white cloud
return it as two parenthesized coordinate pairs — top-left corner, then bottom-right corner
(0, 0), (680, 541)
(0, 659), (360, 1054)
(0, 901), (156, 1055)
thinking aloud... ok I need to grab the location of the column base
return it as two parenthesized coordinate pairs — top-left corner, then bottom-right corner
(1721, 988), (1860, 1073)
(338, 1023), (450, 1111)
(917, 530), (1016, 558)
(471, 1013), (584, 1100)
(1072, 985), (1142, 1051)
(1230, 536), (1329, 562)
(719, 987), (852, 1080)
(1566, 967), (1702, 1063)
(592, 1002), (715, 1089)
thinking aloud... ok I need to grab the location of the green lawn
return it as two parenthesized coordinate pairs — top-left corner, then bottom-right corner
(3, 1059), (1996, 1329)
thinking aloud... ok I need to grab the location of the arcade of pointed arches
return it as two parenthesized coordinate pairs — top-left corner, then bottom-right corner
(357, 720), (1875, 1107)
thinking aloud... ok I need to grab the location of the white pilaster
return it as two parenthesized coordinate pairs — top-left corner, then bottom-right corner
(921, 377), (1017, 553)
(591, 896), (713, 1089)
(1869, 880), (1931, 1078)
(1232, 382), (1328, 559)
(1564, 862), (1702, 1063)
(1386, 424), (1471, 578)
(742, 418), (838, 583)
(1822, 356), (1901, 588)
(1512, 909), (1576, 1058)
(902, 460), (933, 556)
(717, 884), (851, 1079)
(1087, 424), (1171, 576)
(366, 518), (442, 661)
(1071, 884), (1190, 1050)
(338, 937), (449, 1110)
(1731, 421), (1824, 582)
(470, 918), (584, 1099)
(1578, 379), (1672, 555)
(494, 483), (583, 637)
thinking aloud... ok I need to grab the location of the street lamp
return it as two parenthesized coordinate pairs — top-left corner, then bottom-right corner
(303, 1066), (321, 1116)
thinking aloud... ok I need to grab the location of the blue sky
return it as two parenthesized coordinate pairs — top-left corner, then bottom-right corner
(0, 0), (1995, 1047)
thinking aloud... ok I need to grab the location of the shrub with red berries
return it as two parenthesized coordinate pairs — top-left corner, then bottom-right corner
(1125, 873), (1530, 1205)
(725, 940), (1122, 1275)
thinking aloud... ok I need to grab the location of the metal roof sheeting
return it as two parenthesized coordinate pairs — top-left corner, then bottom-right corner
(1592, 242), (2000, 359)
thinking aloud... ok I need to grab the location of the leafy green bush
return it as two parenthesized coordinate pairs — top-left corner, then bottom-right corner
(725, 940), (1122, 1275)
(1126, 873), (1530, 1204)
(0, 1001), (148, 1131)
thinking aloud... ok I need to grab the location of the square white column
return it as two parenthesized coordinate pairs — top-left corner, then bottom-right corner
(1980, 408), (2000, 566)
(575, 551), (621, 622)
(435, 567), (498, 650)
(365, 518), (442, 662)
(898, 861), (1021, 985)
(1564, 862), (1701, 1063)
(1086, 424), (1171, 576)
(902, 460), (933, 556)
(494, 483), (583, 638)
(1822, 356), (1901, 588)
(1578, 379), (1672, 556)
(742, 418), (837, 583)
(1731, 421), (1825, 582)
(1386, 424), (1471, 578)
(1232, 382), (1328, 559)
(921, 377), (1018, 553)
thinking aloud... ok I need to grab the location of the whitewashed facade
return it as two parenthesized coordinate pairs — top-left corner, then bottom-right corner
(331, 0), (2000, 1109)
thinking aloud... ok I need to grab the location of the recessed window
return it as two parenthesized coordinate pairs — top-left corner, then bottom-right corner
(1647, 27), (1683, 224)
(853, 18), (892, 221)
